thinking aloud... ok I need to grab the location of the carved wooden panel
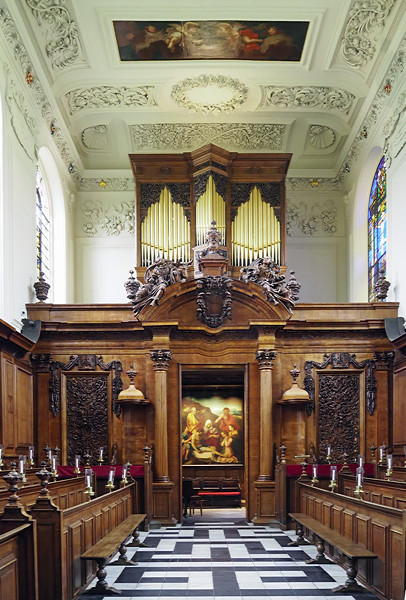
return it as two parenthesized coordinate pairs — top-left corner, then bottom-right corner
(2, 357), (15, 451)
(318, 372), (360, 462)
(66, 375), (109, 465)
(16, 364), (33, 447)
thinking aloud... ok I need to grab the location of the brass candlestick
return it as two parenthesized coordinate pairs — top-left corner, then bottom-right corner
(354, 486), (364, 500)
(295, 454), (310, 478)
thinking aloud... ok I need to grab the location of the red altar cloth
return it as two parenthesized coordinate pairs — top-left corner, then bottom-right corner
(57, 465), (144, 478)
(285, 464), (374, 477)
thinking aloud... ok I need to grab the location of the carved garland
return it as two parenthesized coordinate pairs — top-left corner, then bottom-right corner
(231, 182), (280, 220)
(140, 182), (191, 223)
(303, 352), (377, 416)
(32, 354), (123, 418)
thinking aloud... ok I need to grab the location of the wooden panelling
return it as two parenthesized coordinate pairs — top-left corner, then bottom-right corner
(15, 364), (33, 448)
(2, 357), (15, 451)
(0, 523), (37, 600)
(298, 481), (406, 600)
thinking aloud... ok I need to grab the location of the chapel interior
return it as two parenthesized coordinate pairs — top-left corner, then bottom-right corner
(0, 1), (406, 599)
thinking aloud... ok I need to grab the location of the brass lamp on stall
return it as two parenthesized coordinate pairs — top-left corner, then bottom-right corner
(277, 365), (310, 463)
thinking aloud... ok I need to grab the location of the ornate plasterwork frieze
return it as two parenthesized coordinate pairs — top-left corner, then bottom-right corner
(65, 85), (157, 115)
(286, 177), (343, 191)
(2, 63), (38, 161)
(26, 0), (85, 71)
(79, 178), (135, 192)
(81, 199), (135, 236)
(339, 35), (406, 178)
(171, 74), (249, 114)
(286, 198), (339, 236)
(0, 8), (80, 183)
(341, 0), (396, 68)
(130, 123), (285, 151)
(383, 91), (406, 165)
(260, 86), (355, 115)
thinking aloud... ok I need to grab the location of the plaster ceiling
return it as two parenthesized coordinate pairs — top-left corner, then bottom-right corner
(6, 0), (406, 178)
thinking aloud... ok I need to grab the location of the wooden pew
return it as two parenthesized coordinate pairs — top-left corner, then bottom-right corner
(81, 513), (146, 595)
(0, 523), (37, 600)
(0, 475), (86, 513)
(339, 472), (406, 508)
(29, 481), (137, 600)
(297, 480), (406, 600)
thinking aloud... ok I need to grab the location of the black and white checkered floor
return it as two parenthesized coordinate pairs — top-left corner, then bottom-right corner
(79, 509), (381, 600)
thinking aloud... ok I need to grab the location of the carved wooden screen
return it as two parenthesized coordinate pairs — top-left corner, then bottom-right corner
(318, 372), (360, 463)
(65, 373), (110, 465)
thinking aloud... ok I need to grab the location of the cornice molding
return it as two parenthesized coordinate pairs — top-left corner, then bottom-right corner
(286, 177), (343, 191)
(25, 0), (86, 71)
(131, 123), (285, 151)
(341, 0), (396, 68)
(0, 7), (80, 183)
(79, 177), (135, 192)
(339, 34), (406, 179)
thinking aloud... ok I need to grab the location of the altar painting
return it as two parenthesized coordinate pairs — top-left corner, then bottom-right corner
(182, 392), (243, 466)
(113, 20), (309, 62)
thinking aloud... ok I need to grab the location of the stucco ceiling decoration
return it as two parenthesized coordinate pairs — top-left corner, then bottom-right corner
(65, 85), (157, 116)
(170, 74), (249, 114)
(309, 125), (335, 148)
(340, 0), (396, 67)
(25, 0), (85, 71)
(81, 125), (110, 151)
(130, 123), (285, 152)
(260, 86), (355, 115)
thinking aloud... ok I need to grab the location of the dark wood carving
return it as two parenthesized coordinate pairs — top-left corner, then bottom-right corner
(240, 258), (300, 313)
(131, 258), (189, 317)
(66, 375), (108, 465)
(193, 170), (227, 203)
(47, 354), (123, 417)
(231, 182), (280, 220)
(304, 352), (376, 416)
(140, 182), (191, 223)
(318, 372), (360, 463)
(196, 276), (232, 328)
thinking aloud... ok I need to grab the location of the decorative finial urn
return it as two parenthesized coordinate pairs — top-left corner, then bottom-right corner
(34, 272), (50, 302)
(374, 266), (390, 301)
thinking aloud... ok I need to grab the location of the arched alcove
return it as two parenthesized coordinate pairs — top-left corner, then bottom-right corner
(37, 146), (67, 303)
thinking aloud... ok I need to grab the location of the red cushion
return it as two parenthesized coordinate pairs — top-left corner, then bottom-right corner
(198, 491), (240, 496)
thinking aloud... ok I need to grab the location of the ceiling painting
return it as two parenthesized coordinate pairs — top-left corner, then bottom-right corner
(113, 20), (309, 61)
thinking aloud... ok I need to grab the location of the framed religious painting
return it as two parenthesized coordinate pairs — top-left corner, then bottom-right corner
(181, 387), (244, 466)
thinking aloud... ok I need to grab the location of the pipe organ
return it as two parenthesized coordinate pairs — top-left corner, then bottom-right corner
(130, 145), (291, 271)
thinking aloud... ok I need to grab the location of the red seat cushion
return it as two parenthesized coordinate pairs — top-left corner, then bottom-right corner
(198, 491), (240, 496)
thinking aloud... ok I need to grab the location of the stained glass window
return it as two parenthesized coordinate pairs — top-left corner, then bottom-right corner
(368, 156), (387, 300)
(35, 168), (51, 283)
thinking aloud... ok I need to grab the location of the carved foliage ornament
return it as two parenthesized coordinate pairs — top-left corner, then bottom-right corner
(81, 199), (135, 236)
(231, 182), (280, 220)
(341, 0), (396, 67)
(304, 352), (377, 417)
(260, 86), (355, 115)
(194, 171), (227, 204)
(318, 373), (360, 463)
(171, 74), (249, 114)
(131, 123), (285, 152)
(150, 349), (172, 370)
(66, 85), (156, 115)
(26, 0), (84, 71)
(140, 183), (191, 223)
(255, 349), (278, 370)
(39, 354), (123, 418)
(131, 258), (189, 317)
(66, 375), (108, 466)
(239, 258), (301, 313)
(287, 198), (338, 237)
(196, 276), (233, 329)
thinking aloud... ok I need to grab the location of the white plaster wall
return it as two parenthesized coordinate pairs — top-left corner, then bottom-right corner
(387, 143), (406, 316)
(74, 238), (134, 303)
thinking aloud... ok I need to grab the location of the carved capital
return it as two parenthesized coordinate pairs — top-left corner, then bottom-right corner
(31, 353), (53, 372)
(150, 349), (172, 371)
(255, 349), (277, 370)
(373, 351), (395, 370)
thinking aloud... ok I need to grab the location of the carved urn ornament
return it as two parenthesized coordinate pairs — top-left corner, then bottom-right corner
(280, 365), (309, 404)
(124, 270), (141, 301)
(34, 271), (50, 302)
(374, 266), (390, 300)
(117, 365), (148, 404)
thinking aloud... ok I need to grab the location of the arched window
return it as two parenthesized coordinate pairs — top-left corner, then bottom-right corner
(368, 156), (387, 300)
(35, 167), (51, 286)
